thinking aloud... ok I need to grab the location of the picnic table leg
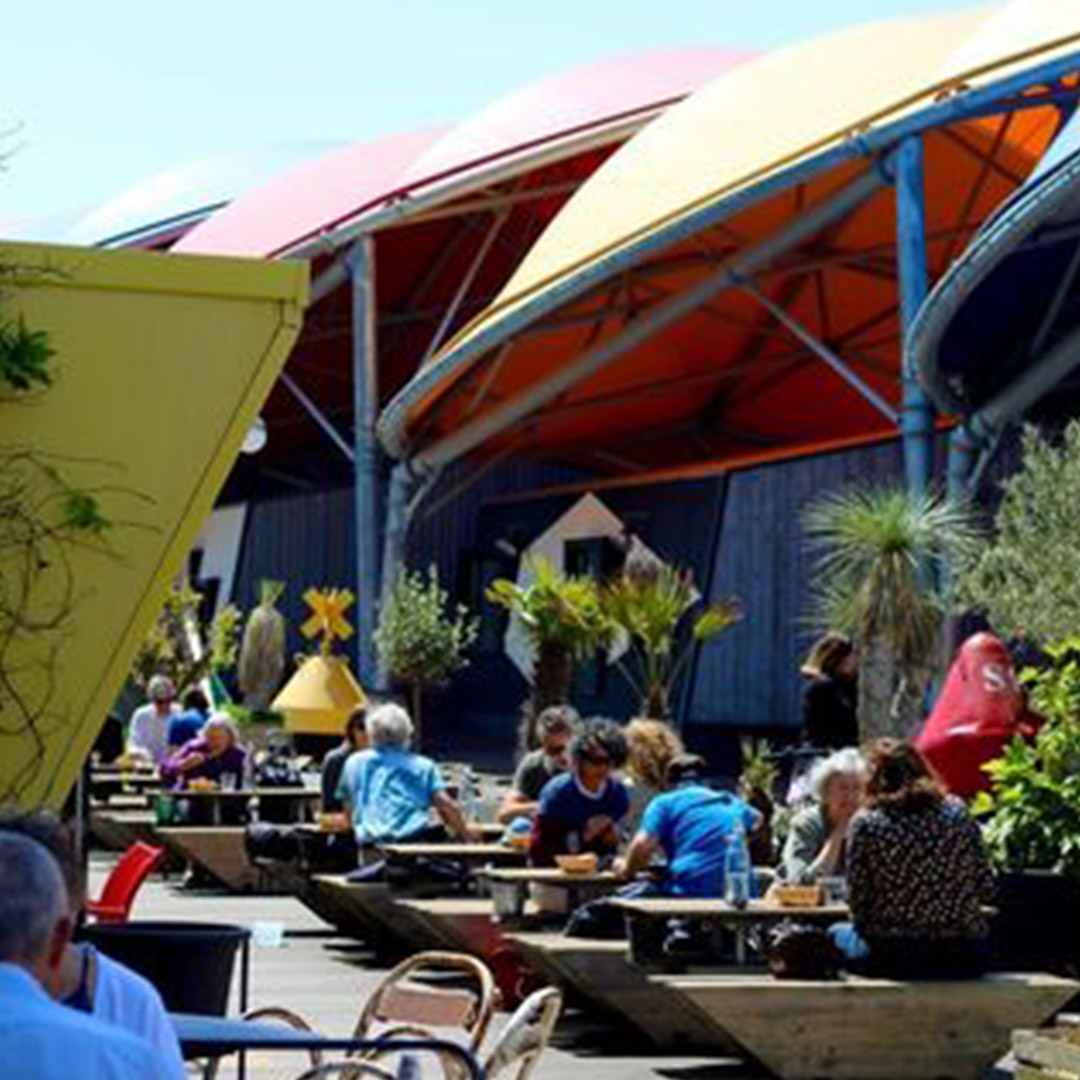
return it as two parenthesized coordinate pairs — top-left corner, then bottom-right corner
(735, 925), (748, 965)
(627, 914), (666, 968)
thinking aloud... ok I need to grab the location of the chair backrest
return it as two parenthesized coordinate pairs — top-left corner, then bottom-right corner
(484, 987), (563, 1080)
(95, 842), (165, 916)
(354, 951), (497, 1052)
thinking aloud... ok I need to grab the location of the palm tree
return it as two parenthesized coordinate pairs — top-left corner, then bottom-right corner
(486, 556), (608, 739)
(601, 546), (741, 719)
(804, 486), (978, 741)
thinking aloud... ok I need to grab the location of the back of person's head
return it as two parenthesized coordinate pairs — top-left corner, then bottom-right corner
(625, 718), (684, 789)
(863, 738), (943, 813)
(569, 718), (629, 769)
(0, 807), (83, 910)
(367, 703), (414, 750)
(182, 687), (210, 714)
(810, 747), (866, 802)
(536, 704), (579, 742)
(345, 705), (369, 748)
(801, 632), (854, 680)
(0, 831), (67, 966)
(664, 753), (707, 788)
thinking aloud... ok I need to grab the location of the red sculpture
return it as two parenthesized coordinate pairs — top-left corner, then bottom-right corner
(916, 633), (1040, 798)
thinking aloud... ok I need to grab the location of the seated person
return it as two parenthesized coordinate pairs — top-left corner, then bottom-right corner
(917, 632), (1040, 798)
(800, 631), (859, 750)
(165, 687), (209, 749)
(126, 675), (179, 766)
(160, 714), (248, 790)
(498, 705), (578, 824)
(615, 753), (759, 896)
(624, 718), (684, 832)
(838, 738), (995, 978)
(0, 809), (185, 1080)
(781, 747), (865, 885)
(0, 832), (171, 1080)
(322, 707), (369, 815)
(337, 703), (470, 845)
(530, 719), (630, 867)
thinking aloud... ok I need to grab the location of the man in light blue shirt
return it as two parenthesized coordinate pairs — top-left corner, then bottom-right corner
(0, 832), (169, 1080)
(337, 702), (470, 844)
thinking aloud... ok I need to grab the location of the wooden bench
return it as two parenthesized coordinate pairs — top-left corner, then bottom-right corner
(661, 970), (1080, 1080)
(156, 826), (290, 894)
(506, 930), (735, 1051)
(379, 841), (526, 867)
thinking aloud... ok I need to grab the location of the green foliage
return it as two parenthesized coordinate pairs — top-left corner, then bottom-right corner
(486, 555), (608, 659)
(376, 565), (478, 694)
(738, 737), (778, 796)
(805, 486), (979, 667)
(957, 422), (1080, 645)
(130, 582), (241, 694)
(0, 316), (54, 392)
(972, 637), (1080, 879)
(601, 555), (741, 718)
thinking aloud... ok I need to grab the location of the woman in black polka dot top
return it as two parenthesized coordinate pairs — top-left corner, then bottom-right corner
(844, 738), (995, 978)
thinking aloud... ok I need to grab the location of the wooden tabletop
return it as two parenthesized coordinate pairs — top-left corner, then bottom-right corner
(380, 842), (524, 860)
(610, 897), (850, 919)
(156, 787), (320, 798)
(481, 867), (617, 886)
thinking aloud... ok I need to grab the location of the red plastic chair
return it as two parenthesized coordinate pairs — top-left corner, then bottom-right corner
(85, 842), (165, 923)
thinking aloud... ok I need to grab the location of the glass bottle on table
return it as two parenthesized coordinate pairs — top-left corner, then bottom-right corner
(724, 822), (752, 910)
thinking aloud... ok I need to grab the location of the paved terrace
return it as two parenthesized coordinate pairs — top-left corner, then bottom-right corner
(89, 854), (751, 1080)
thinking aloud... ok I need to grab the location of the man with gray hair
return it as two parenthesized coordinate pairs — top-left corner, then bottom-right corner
(0, 832), (168, 1078)
(337, 702), (471, 845)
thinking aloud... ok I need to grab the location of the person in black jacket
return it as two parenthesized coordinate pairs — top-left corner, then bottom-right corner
(800, 632), (859, 749)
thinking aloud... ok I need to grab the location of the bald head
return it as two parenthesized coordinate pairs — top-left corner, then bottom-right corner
(0, 831), (67, 968)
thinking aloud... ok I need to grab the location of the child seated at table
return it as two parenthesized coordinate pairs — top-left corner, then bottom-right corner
(529, 719), (630, 867)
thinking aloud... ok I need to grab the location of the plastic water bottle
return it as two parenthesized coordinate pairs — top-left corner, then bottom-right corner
(724, 822), (752, 909)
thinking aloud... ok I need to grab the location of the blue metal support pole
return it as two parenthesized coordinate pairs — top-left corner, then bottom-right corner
(895, 135), (935, 498)
(377, 461), (423, 691)
(945, 425), (977, 504)
(348, 236), (380, 690)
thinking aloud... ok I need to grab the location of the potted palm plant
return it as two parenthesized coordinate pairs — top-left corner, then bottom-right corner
(803, 487), (977, 740)
(487, 556), (608, 745)
(600, 545), (741, 720)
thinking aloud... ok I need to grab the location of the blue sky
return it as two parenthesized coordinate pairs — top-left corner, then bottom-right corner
(2, 0), (963, 235)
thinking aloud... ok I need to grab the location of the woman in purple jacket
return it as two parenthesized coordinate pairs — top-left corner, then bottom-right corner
(161, 714), (248, 790)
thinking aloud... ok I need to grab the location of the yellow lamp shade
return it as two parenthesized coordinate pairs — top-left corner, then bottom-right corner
(272, 654), (368, 736)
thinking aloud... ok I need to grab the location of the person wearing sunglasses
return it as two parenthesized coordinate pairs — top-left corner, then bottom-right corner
(529, 718), (630, 867)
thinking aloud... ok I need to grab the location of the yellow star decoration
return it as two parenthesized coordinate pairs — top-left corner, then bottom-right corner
(300, 588), (355, 654)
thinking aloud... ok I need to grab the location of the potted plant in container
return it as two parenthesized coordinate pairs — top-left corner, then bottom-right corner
(487, 555), (608, 749)
(972, 637), (1080, 975)
(375, 565), (478, 748)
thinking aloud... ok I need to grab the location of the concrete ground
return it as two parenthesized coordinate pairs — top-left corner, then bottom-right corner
(89, 854), (756, 1080)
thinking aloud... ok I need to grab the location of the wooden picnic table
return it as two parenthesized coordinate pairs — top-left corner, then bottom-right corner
(610, 896), (849, 966)
(379, 841), (526, 865)
(154, 787), (319, 827)
(481, 866), (620, 921)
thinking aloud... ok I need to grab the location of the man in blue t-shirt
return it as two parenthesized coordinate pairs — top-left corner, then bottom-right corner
(530, 718), (630, 867)
(337, 702), (470, 845)
(614, 753), (759, 896)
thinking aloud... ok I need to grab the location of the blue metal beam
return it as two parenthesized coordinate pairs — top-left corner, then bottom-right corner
(348, 236), (380, 689)
(946, 425), (976, 503)
(895, 135), (935, 499)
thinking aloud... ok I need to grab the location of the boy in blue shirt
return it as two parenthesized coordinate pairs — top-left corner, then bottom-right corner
(530, 719), (630, 867)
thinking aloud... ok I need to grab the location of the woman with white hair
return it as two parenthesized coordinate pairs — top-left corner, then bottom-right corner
(781, 747), (866, 884)
(160, 713), (248, 790)
(336, 703), (471, 845)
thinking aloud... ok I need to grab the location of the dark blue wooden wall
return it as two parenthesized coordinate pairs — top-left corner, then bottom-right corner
(229, 437), (909, 762)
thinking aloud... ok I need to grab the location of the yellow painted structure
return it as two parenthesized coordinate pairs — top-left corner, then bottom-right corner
(0, 240), (307, 807)
(272, 655), (367, 736)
